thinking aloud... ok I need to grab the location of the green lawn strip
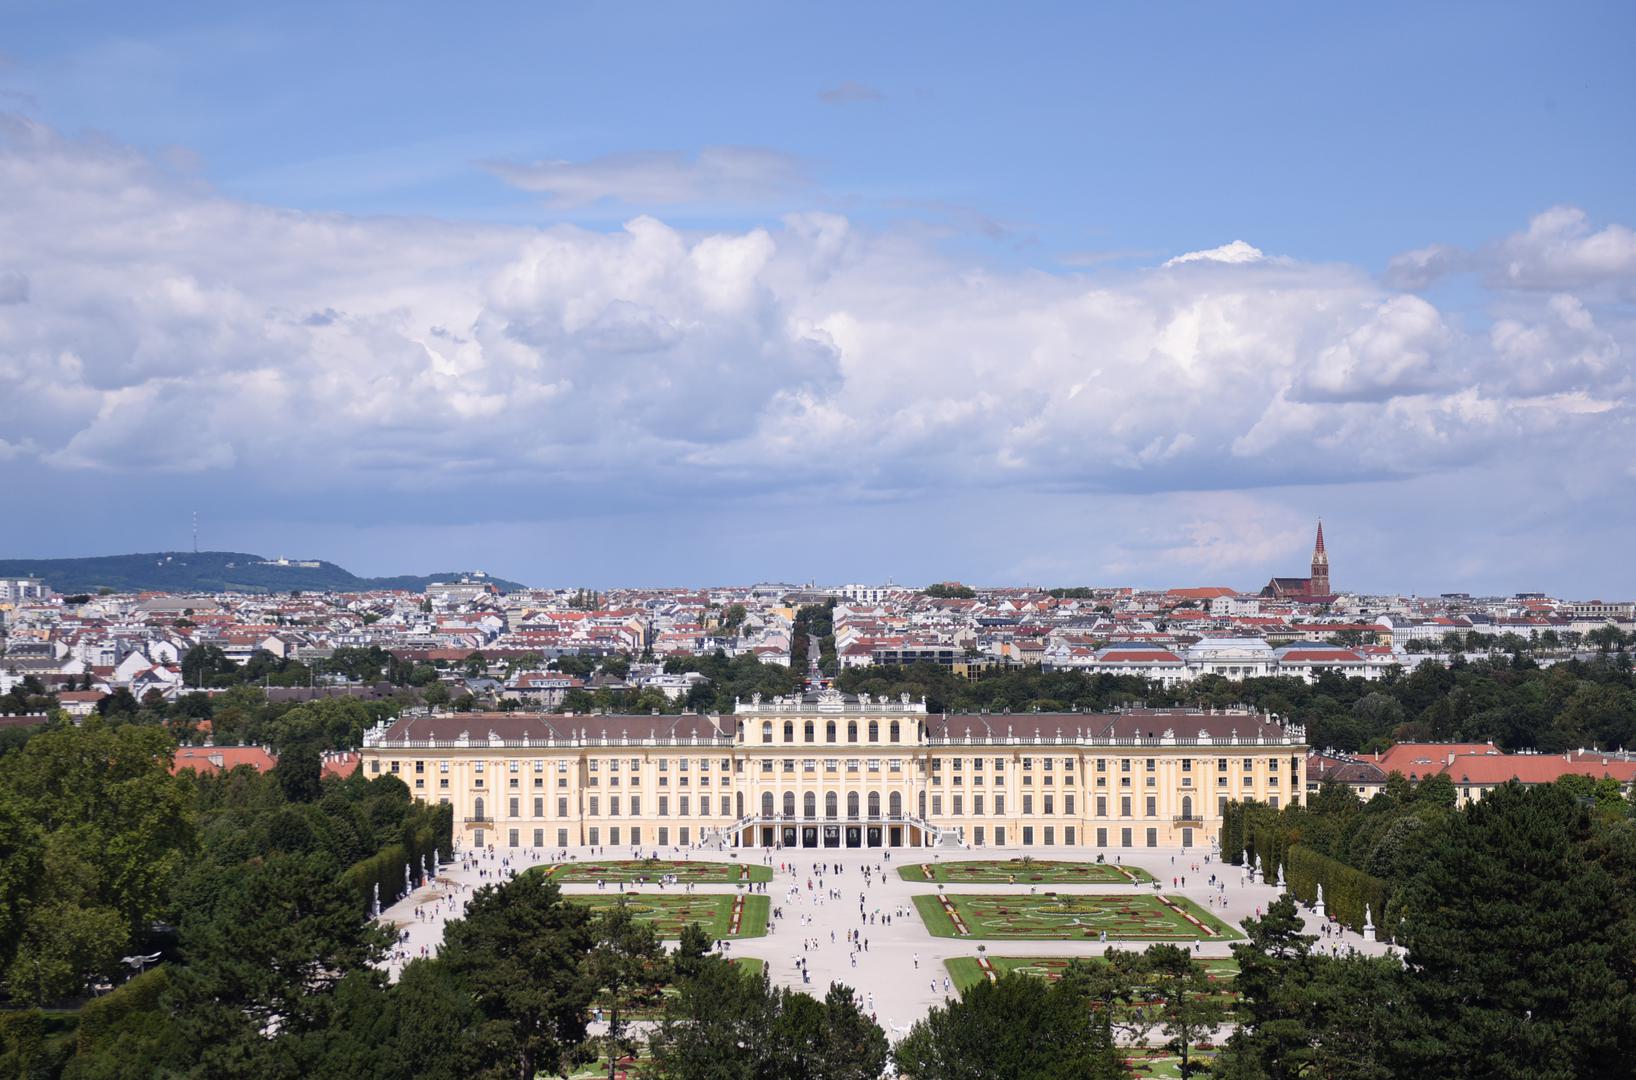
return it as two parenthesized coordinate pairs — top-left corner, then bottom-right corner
(943, 956), (988, 991)
(898, 859), (1155, 885)
(913, 893), (964, 937)
(731, 956), (767, 975)
(568, 893), (769, 939)
(1126, 1049), (1219, 1078)
(547, 859), (773, 884)
(914, 893), (1240, 940)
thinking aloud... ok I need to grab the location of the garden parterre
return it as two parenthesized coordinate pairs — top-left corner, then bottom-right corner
(913, 892), (1239, 940)
(897, 858), (1154, 885)
(568, 892), (770, 939)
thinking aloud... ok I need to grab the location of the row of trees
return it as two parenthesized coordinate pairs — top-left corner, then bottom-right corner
(839, 649), (1636, 753)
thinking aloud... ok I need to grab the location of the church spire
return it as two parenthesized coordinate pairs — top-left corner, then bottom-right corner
(1309, 520), (1330, 595)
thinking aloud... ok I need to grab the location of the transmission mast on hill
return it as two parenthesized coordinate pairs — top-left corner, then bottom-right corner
(192, 510), (198, 554)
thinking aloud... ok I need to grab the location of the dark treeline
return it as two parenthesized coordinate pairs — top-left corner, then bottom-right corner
(841, 649), (1636, 753)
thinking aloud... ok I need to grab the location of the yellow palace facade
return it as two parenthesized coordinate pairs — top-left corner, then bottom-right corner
(359, 690), (1306, 852)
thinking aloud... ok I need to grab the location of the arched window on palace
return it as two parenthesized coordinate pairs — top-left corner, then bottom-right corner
(889, 791), (903, 816)
(826, 721), (837, 743)
(848, 792), (860, 819)
(804, 721), (815, 742)
(762, 792), (774, 816)
(868, 721), (879, 742)
(783, 721), (794, 743)
(783, 792), (796, 817)
(847, 722), (859, 743)
(803, 792), (817, 818)
(868, 791), (881, 818)
(825, 792), (838, 819)
(889, 721), (900, 742)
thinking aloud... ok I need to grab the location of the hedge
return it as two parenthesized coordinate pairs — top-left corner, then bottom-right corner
(341, 801), (453, 913)
(1285, 844), (1394, 941)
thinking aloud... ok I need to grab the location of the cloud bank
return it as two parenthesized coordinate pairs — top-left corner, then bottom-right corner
(0, 116), (1632, 584)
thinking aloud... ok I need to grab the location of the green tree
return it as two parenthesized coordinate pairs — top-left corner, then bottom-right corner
(650, 955), (774, 1080)
(1393, 782), (1636, 1078)
(1143, 944), (1230, 1077)
(440, 872), (595, 1079)
(894, 972), (1124, 1080)
(586, 898), (671, 1080)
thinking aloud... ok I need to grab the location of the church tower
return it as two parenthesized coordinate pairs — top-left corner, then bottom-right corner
(1309, 521), (1330, 596)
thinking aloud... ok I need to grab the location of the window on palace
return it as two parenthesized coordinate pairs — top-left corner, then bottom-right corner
(589, 797), (599, 816)
(1065, 794), (1075, 814)
(932, 795), (943, 815)
(1042, 758), (1052, 771)
(804, 721), (815, 742)
(867, 759), (880, 772)
(1021, 757), (1032, 770)
(557, 761), (569, 773)
(1023, 794), (1033, 814)
(803, 759), (816, 773)
(1096, 758), (1107, 772)
(534, 797), (543, 817)
(1043, 795), (1053, 814)
(1097, 796), (1107, 816)
(1121, 759), (1131, 772)
(1218, 758), (1228, 772)
(763, 723), (773, 744)
(558, 797), (568, 817)
(607, 758), (619, 772)
(761, 760), (773, 773)
(1121, 796), (1131, 816)
(609, 797), (620, 816)
(440, 761), (449, 773)
(784, 722), (794, 742)
(1146, 796), (1157, 816)
(783, 759), (795, 773)
(974, 795), (984, 815)
(826, 759), (839, 772)
(994, 795), (1005, 814)
(993, 758), (1005, 771)
(868, 722), (880, 741)
(848, 722), (859, 743)
(826, 721), (837, 743)
(473, 762), (483, 773)
(889, 759), (903, 772)
(1181, 758), (1192, 772)
(440, 778), (449, 789)
(952, 758), (963, 771)
(508, 760), (519, 773)
(680, 796), (690, 816)
(588, 760), (598, 773)
(953, 795), (963, 815)
(630, 795), (640, 815)
(659, 796), (669, 816)
(889, 721), (900, 741)
(1269, 759), (1279, 771)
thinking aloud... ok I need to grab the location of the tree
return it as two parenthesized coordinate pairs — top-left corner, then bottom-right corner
(181, 643), (237, 687)
(650, 955), (774, 1080)
(165, 850), (386, 1073)
(1142, 944), (1230, 1077)
(440, 872), (595, 1079)
(894, 972), (1124, 1080)
(1393, 782), (1636, 1078)
(585, 899), (670, 1080)
(1215, 895), (1317, 1079)
(274, 741), (324, 803)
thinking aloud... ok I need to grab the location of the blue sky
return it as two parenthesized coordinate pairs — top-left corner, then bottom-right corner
(1, 2), (1633, 593)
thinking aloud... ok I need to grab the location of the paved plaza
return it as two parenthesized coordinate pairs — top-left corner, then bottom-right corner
(379, 842), (1391, 1034)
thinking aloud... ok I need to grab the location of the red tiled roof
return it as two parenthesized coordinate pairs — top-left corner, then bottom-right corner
(171, 746), (277, 775)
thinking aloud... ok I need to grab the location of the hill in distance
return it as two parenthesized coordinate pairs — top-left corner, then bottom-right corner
(0, 551), (527, 596)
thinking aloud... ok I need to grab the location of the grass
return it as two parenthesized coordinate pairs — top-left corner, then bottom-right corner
(897, 858), (1154, 885)
(913, 892), (1239, 941)
(547, 859), (773, 884)
(943, 954), (1239, 993)
(568, 893), (770, 939)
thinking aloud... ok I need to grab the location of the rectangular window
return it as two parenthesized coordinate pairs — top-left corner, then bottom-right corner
(1219, 795), (1229, 816)
(534, 797), (544, 817)
(509, 828), (519, 847)
(658, 827), (669, 846)
(1121, 796), (1131, 816)
(1146, 827), (1158, 847)
(995, 795), (1005, 815)
(610, 797), (620, 816)
(680, 827), (690, 845)
(509, 797), (519, 817)
(932, 795), (944, 815)
(974, 826), (985, 846)
(630, 796), (640, 815)
(1121, 827), (1132, 847)
(609, 826), (620, 846)
(1022, 826), (1034, 845)
(589, 797), (599, 817)
(1146, 796), (1157, 816)
(557, 828), (569, 848)
(1096, 827), (1107, 846)
(1044, 826), (1054, 845)
(1270, 796), (1280, 810)
(588, 827), (599, 845)
(679, 796), (690, 816)
(558, 797), (568, 817)
(995, 826), (1006, 845)
(1182, 758), (1192, 772)
(1097, 796), (1107, 816)
(533, 828), (544, 847)
(630, 826), (640, 846)
(1043, 795), (1053, 815)
(974, 795), (985, 815)
(659, 796), (669, 816)
(953, 795), (963, 815)
(1022, 794), (1034, 814)
(1065, 794), (1075, 815)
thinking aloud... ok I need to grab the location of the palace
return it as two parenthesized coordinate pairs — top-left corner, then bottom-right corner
(359, 691), (1306, 853)
(1261, 521), (1333, 601)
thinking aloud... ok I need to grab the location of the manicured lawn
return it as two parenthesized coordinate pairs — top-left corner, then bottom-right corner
(898, 858), (1153, 885)
(547, 859), (772, 884)
(913, 892), (1239, 940)
(944, 955), (1238, 993)
(569, 893), (770, 938)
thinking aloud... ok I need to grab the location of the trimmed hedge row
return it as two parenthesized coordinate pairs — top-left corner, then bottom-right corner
(341, 801), (453, 913)
(1286, 844), (1393, 941)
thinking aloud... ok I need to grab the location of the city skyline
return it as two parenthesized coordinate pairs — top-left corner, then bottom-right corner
(2, 3), (1633, 595)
